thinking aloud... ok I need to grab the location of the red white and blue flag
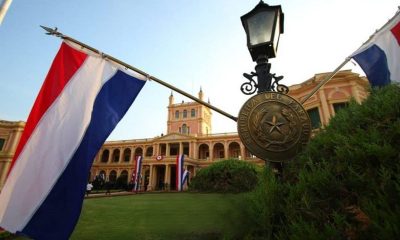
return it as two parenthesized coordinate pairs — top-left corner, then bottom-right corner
(0, 41), (146, 239)
(176, 154), (184, 191)
(182, 169), (189, 186)
(133, 155), (143, 192)
(351, 11), (400, 87)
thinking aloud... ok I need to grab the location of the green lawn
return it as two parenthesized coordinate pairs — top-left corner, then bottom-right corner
(71, 192), (251, 240)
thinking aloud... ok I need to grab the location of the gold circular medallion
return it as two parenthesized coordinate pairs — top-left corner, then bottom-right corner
(238, 92), (311, 162)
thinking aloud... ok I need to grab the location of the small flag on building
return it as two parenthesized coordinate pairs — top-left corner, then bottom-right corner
(133, 156), (143, 192)
(0, 40), (146, 239)
(176, 154), (184, 191)
(351, 11), (400, 87)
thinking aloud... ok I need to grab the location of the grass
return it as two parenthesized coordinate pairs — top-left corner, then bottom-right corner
(70, 192), (251, 240)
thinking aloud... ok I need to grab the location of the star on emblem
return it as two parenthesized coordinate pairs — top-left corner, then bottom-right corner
(266, 115), (284, 134)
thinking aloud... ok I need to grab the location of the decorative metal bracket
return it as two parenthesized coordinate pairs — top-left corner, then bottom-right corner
(240, 71), (289, 95)
(241, 72), (258, 95)
(270, 74), (289, 94)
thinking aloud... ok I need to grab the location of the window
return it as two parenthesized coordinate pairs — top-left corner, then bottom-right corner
(112, 149), (120, 162)
(146, 147), (153, 157)
(183, 110), (187, 118)
(333, 102), (348, 114)
(175, 110), (179, 119)
(101, 149), (109, 163)
(182, 124), (188, 134)
(307, 107), (321, 129)
(191, 109), (196, 117)
(123, 148), (131, 162)
(0, 138), (5, 151)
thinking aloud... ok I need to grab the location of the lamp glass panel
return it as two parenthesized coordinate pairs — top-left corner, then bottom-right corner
(247, 10), (275, 46)
(273, 13), (280, 53)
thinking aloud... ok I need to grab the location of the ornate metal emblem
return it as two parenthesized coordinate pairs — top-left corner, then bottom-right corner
(238, 92), (311, 162)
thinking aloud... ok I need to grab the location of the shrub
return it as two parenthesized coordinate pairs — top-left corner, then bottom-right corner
(245, 85), (400, 239)
(190, 159), (260, 193)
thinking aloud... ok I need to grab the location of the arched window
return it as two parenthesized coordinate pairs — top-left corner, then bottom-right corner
(134, 147), (143, 158)
(109, 170), (117, 182)
(213, 143), (225, 159)
(198, 143), (210, 160)
(101, 149), (109, 163)
(183, 110), (187, 118)
(175, 110), (179, 119)
(145, 146), (153, 157)
(123, 148), (131, 162)
(228, 142), (241, 159)
(119, 170), (128, 184)
(191, 109), (196, 117)
(112, 149), (120, 162)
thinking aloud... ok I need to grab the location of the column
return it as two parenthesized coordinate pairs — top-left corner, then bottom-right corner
(118, 148), (123, 162)
(240, 143), (246, 160)
(224, 141), (229, 159)
(209, 142), (214, 161)
(166, 143), (170, 157)
(153, 143), (157, 157)
(9, 129), (23, 152)
(0, 161), (11, 189)
(179, 142), (183, 155)
(193, 142), (198, 159)
(164, 164), (170, 190)
(107, 148), (112, 163)
(130, 147), (135, 163)
(188, 142), (192, 158)
(147, 165), (153, 191)
(350, 81), (361, 103)
(318, 90), (331, 125)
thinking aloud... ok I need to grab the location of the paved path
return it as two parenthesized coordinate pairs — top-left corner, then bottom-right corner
(84, 190), (180, 199)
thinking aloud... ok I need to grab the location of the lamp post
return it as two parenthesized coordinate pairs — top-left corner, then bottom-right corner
(240, 1), (287, 95)
(237, 1), (311, 174)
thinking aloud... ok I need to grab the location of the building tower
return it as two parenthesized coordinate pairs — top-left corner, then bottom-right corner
(167, 88), (212, 136)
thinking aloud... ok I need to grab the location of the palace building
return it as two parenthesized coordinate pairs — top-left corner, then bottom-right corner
(0, 70), (369, 190)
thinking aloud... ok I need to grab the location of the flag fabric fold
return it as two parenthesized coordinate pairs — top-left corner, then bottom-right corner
(0, 41), (146, 239)
(351, 11), (400, 87)
(176, 154), (184, 191)
(133, 155), (143, 192)
(182, 169), (189, 186)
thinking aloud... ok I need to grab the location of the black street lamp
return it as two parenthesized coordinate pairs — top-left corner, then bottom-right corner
(238, 2), (311, 175)
(240, 1), (287, 95)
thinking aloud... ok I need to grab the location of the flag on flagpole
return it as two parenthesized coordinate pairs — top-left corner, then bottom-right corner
(182, 169), (189, 187)
(0, 40), (146, 239)
(176, 154), (184, 191)
(351, 11), (400, 87)
(133, 156), (143, 192)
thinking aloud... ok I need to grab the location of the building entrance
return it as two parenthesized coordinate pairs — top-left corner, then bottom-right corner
(170, 165), (177, 190)
(155, 165), (165, 190)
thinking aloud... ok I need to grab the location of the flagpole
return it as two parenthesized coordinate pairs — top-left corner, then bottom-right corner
(40, 26), (238, 122)
(352, 8), (400, 56)
(0, 0), (12, 25)
(300, 58), (351, 104)
(300, 7), (400, 104)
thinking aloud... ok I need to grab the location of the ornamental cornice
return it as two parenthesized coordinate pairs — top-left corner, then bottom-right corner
(0, 120), (26, 129)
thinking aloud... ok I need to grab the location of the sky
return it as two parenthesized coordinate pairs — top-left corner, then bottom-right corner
(0, 0), (398, 141)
